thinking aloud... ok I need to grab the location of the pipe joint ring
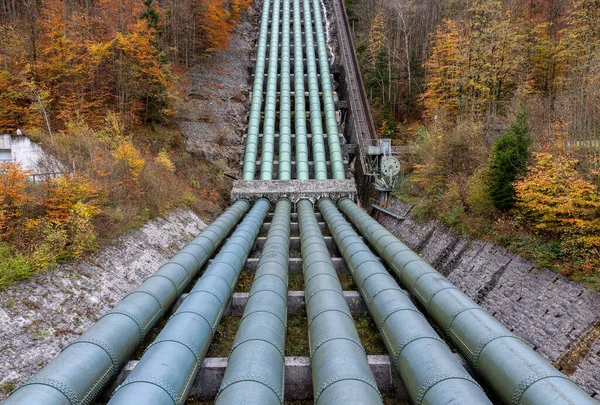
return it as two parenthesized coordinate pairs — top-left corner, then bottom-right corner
(378, 307), (425, 330)
(187, 288), (225, 309)
(18, 377), (80, 405)
(445, 306), (484, 335)
(394, 334), (444, 364)
(305, 287), (344, 306)
(310, 335), (365, 358)
(367, 287), (406, 308)
(126, 289), (165, 316)
(472, 333), (523, 372)
(147, 337), (201, 364)
(230, 335), (285, 358)
(218, 373), (283, 403)
(150, 273), (185, 295)
(68, 337), (120, 373)
(241, 307), (287, 328)
(308, 308), (352, 329)
(314, 373), (380, 403)
(415, 373), (480, 405)
(424, 286), (459, 312)
(103, 310), (148, 339)
(511, 370), (571, 405)
(170, 310), (216, 334)
(118, 374), (180, 405)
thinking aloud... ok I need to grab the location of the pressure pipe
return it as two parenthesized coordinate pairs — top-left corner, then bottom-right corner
(242, 0), (271, 180)
(108, 199), (270, 405)
(216, 198), (291, 404)
(311, 0), (345, 179)
(293, 0), (309, 180)
(319, 198), (492, 405)
(338, 198), (597, 405)
(4, 200), (250, 405)
(297, 199), (382, 404)
(303, 0), (328, 179)
(259, 0), (280, 180)
(278, 0), (292, 180)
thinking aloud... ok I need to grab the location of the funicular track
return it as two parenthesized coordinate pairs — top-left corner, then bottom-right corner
(4, 0), (597, 404)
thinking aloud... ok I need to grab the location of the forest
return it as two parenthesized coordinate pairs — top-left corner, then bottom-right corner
(0, 0), (248, 288)
(348, 0), (600, 285)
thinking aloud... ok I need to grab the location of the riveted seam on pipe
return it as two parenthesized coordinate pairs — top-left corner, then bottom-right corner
(305, 287), (345, 306)
(307, 308), (354, 329)
(310, 336), (366, 358)
(118, 375), (180, 405)
(241, 308), (287, 328)
(247, 287), (288, 306)
(393, 334), (446, 365)
(510, 371), (573, 405)
(219, 374), (284, 403)
(313, 375), (380, 403)
(230, 335), (285, 359)
(186, 289), (226, 309)
(125, 290), (165, 316)
(415, 373), (482, 405)
(471, 333), (525, 373)
(18, 377), (79, 405)
(101, 310), (147, 339)
(378, 307), (427, 329)
(425, 286), (460, 312)
(146, 338), (202, 364)
(66, 338), (120, 372)
(168, 310), (216, 335)
(444, 307), (487, 335)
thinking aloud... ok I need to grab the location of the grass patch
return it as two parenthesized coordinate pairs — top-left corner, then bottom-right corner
(286, 316), (309, 356)
(0, 381), (17, 396)
(0, 243), (32, 290)
(206, 315), (241, 357)
(338, 270), (357, 290)
(355, 315), (387, 354)
(288, 273), (304, 291)
(234, 271), (254, 292)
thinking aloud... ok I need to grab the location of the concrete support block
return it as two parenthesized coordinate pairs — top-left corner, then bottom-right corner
(95, 355), (409, 403)
(176, 290), (369, 317)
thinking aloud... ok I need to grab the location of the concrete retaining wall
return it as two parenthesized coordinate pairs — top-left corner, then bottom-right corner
(377, 199), (600, 398)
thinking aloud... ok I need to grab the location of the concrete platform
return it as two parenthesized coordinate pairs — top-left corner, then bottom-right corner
(230, 179), (357, 203)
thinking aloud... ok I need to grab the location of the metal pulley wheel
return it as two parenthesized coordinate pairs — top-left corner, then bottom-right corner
(381, 157), (401, 177)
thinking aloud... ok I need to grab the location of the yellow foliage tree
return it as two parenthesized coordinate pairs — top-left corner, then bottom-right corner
(515, 152), (600, 274)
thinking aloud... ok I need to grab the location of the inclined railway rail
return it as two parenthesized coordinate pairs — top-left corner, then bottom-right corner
(5, 0), (597, 404)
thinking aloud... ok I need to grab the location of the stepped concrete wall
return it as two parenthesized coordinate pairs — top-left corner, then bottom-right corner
(378, 199), (600, 399)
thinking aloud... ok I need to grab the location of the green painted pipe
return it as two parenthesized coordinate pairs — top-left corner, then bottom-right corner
(259, 0), (280, 180)
(319, 198), (492, 405)
(303, 0), (328, 179)
(278, 0), (292, 180)
(293, 0), (309, 180)
(311, 0), (345, 179)
(297, 199), (382, 404)
(216, 198), (291, 404)
(108, 199), (270, 405)
(242, 0), (271, 180)
(337, 198), (597, 405)
(4, 200), (251, 405)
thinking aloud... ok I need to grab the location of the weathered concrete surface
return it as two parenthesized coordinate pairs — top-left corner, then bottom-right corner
(0, 209), (207, 398)
(377, 198), (600, 398)
(231, 179), (357, 203)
